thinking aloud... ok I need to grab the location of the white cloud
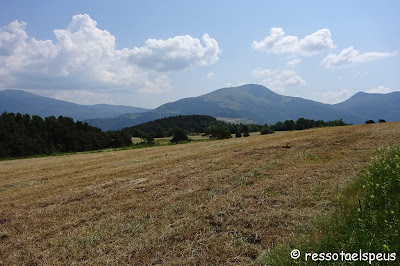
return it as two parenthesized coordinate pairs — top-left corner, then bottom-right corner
(366, 85), (392, 94)
(0, 14), (220, 100)
(0, 20), (57, 76)
(315, 89), (351, 104)
(252, 27), (335, 56)
(286, 59), (301, 68)
(207, 72), (214, 79)
(128, 33), (220, 71)
(253, 67), (306, 93)
(321, 46), (396, 68)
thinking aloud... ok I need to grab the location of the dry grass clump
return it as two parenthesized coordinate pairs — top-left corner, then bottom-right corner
(1, 122), (400, 264)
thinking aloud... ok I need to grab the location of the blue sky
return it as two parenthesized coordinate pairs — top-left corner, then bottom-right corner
(0, 1), (398, 108)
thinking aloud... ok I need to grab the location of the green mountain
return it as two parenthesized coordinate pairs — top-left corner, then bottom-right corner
(87, 84), (362, 130)
(333, 91), (400, 123)
(0, 89), (149, 121)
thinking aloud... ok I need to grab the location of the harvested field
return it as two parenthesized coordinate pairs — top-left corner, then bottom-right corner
(1, 123), (400, 265)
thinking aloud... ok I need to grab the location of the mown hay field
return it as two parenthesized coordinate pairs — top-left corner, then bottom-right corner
(1, 123), (400, 265)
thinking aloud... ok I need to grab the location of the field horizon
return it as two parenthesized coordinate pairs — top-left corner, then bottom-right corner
(1, 122), (400, 264)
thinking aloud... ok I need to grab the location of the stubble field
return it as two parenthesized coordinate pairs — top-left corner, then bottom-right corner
(1, 122), (400, 265)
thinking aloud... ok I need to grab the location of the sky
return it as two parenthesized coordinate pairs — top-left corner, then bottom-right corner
(0, 1), (399, 108)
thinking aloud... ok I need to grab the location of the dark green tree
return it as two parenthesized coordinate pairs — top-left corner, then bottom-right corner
(283, 120), (296, 131)
(170, 127), (189, 143)
(241, 124), (250, 136)
(154, 127), (166, 138)
(141, 133), (154, 144)
(205, 126), (232, 140)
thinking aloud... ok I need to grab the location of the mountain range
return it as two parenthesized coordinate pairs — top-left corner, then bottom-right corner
(333, 91), (400, 123)
(0, 89), (149, 121)
(86, 84), (400, 130)
(2, 84), (399, 131)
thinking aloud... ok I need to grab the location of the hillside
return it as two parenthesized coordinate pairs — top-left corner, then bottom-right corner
(333, 91), (400, 123)
(0, 90), (149, 121)
(122, 115), (227, 137)
(86, 84), (362, 130)
(1, 122), (400, 264)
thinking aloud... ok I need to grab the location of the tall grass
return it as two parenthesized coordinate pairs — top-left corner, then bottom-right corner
(260, 146), (400, 265)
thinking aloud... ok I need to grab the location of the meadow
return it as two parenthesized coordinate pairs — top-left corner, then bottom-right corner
(1, 122), (400, 264)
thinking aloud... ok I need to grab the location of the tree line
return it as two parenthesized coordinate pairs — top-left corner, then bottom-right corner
(0, 112), (131, 158)
(124, 115), (350, 143)
(122, 115), (263, 139)
(0, 112), (351, 158)
(121, 115), (264, 142)
(270, 118), (349, 131)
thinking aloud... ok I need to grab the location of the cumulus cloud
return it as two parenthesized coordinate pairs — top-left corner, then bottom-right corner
(128, 34), (220, 71)
(0, 20), (57, 76)
(252, 27), (335, 56)
(286, 59), (301, 68)
(366, 85), (392, 94)
(253, 67), (306, 93)
(0, 14), (220, 100)
(315, 89), (351, 104)
(321, 46), (396, 68)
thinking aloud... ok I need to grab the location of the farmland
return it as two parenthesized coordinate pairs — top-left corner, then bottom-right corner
(1, 122), (400, 264)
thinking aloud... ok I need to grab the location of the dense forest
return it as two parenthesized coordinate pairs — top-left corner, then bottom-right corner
(0, 112), (131, 158)
(121, 115), (223, 137)
(121, 115), (262, 138)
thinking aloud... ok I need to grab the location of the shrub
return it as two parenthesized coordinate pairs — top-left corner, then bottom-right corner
(260, 125), (274, 135)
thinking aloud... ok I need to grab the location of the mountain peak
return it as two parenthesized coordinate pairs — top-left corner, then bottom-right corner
(354, 91), (368, 95)
(226, 83), (276, 92)
(349, 91), (369, 99)
(202, 84), (279, 100)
